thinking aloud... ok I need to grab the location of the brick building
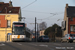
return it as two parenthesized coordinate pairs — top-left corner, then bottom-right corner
(62, 4), (75, 36)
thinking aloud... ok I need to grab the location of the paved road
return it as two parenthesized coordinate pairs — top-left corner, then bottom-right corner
(0, 42), (75, 50)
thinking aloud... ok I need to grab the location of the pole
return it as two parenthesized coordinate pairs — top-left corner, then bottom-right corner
(5, 7), (7, 42)
(35, 17), (36, 42)
(37, 23), (38, 39)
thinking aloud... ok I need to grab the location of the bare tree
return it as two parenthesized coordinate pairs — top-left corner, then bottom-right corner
(39, 22), (47, 30)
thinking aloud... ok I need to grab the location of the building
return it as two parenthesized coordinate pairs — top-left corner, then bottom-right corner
(62, 4), (75, 36)
(39, 30), (45, 36)
(0, 1), (21, 42)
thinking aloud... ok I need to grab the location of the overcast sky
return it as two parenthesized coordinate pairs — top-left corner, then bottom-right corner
(2, 0), (75, 30)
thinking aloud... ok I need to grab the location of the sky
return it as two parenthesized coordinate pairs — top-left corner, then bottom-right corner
(1, 0), (75, 30)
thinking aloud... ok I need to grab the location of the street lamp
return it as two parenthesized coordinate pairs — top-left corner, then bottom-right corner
(30, 22), (40, 42)
(5, 7), (7, 42)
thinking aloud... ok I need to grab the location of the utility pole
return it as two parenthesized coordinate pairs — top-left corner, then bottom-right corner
(30, 22), (40, 42)
(35, 17), (37, 42)
(30, 17), (40, 42)
(5, 7), (7, 42)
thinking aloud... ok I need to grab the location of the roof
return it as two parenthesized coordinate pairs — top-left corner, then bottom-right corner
(0, 2), (20, 14)
(67, 6), (75, 17)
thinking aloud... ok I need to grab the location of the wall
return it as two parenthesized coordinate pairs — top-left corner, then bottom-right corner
(63, 4), (68, 36)
(68, 17), (75, 34)
(40, 30), (45, 36)
(0, 28), (11, 42)
(5, 14), (19, 27)
(0, 14), (19, 42)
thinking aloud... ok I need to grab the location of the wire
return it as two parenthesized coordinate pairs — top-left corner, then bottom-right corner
(37, 12), (64, 20)
(22, 10), (56, 14)
(57, 19), (64, 21)
(23, 12), (63, 21)
(22, 0), (37, 9)
(22, 12), (63, 21)
(25, 21), (35, 29)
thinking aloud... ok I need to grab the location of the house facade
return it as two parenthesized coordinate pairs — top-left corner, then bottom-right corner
(40, 30), (45, 36)
(62, 4), (75, 36)
(0, 1), (21, 42)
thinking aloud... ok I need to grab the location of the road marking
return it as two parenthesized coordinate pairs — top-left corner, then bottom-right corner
(39, 45), (48, 47)
(53, 43), (61, 46)
(0, 43), (5, 46)
(17, 43), (22, 45)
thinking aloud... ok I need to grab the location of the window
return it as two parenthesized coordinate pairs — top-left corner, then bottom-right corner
(74, 26), (75, 32)
(7, 20), (11, 28)
(70, 25), (75, 32)
(70, 26), (73, 31)
(71, 18), (73, 21)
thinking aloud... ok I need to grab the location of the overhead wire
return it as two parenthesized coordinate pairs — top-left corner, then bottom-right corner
(21, 0), (64, 20)
(21, 0), (64, 22)
(24, 12), (64, 21)
(25, 20), (35, 28)
(22, 10), (56, 14)
(37, 12), (64, 20)
(22, 0), (37, 9)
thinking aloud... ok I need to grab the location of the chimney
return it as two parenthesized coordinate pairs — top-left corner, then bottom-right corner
(66, 4), (68, 8)
(9, 0), (13, 7)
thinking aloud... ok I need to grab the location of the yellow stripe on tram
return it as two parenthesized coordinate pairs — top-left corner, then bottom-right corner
(17, 35), (20, 38)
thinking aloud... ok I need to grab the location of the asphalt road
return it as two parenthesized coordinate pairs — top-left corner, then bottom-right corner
(0, 42), (75, 50)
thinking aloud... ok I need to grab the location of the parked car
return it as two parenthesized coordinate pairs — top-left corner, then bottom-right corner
(61, 34), (75, 43)
(37, 35), (49, 42)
